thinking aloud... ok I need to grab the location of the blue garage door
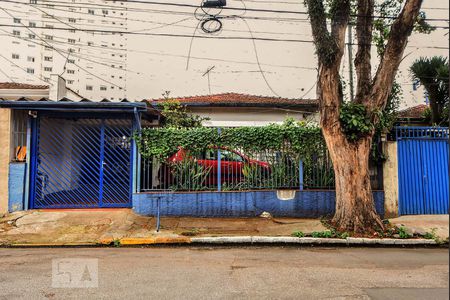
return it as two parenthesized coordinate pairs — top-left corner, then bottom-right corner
(397, 127), (449, 215)
(31, 115), (133, 208)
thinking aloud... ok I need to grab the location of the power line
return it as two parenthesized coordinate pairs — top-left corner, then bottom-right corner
(97, 0), (450, 22)
(24, 3), (314, 37)
(0, 32), (135, 73)
(0, 23), (318, 42)
(0, 31), (317, 71)
(2, 0), (449, 23)
(1, 23), (448, 49)
(0, 64), (15, 82)
(0, 8), (124, 90)
(0, 53), (49, 84)
(238, 16), (280, 97)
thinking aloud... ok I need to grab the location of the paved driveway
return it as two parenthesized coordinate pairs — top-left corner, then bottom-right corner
(0, 247), (448, 299)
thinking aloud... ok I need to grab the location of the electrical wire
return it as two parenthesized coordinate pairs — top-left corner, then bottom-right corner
(0, 64), (15, 82)
(0, 8), (124, 90)
(2, 0), (449, 23)
(0, 53), (49, 84)
(4, 23), (448, 46)
(237, 16), (280, 97)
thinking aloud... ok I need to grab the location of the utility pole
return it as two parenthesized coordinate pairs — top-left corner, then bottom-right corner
(202, 66), (215, 94)
(347, 25), (354, 101)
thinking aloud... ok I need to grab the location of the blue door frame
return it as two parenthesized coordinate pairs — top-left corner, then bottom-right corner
(29, 113), (135, 209)
(396, 127), (449, 215)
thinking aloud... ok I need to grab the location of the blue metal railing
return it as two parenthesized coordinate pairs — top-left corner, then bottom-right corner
(395, 126), (449, 140)
(139, 147), (336, 192)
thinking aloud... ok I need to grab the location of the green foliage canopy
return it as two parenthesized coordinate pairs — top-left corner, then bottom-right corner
(136, 119), (323, 160)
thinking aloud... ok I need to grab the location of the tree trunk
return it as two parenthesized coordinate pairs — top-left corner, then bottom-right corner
(428, 87), (441, 124)
(322, 127), (384, 233)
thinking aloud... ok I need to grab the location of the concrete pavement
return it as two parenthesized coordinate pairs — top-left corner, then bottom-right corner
(390, 215), (449, 240)
(0, 209), (447, 246)
(0, 209), (327, 245)
(0, 247), (448, 299)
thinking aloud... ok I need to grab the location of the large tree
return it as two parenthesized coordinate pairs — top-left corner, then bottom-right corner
(304, 0), (423, 232)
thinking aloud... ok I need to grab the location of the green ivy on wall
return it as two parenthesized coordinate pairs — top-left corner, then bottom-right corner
(135, 119), (324, 160)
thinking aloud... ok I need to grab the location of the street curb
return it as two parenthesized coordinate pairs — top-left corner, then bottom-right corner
(190, 236), (439, 246)
(2, 236), (444, 247)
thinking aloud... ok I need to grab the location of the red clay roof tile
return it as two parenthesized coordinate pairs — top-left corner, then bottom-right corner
(0, 82), (49, 90)
(398, 104), (428, 119)
(149, 93), (317, 107)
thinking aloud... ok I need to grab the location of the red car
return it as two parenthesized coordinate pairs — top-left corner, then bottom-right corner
(158, 147), (270, 187)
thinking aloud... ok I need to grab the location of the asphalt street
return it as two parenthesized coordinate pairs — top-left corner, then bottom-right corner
(0, 246), (448, 299)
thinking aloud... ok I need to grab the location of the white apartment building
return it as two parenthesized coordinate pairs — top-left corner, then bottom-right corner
(0, 0), (128, 101)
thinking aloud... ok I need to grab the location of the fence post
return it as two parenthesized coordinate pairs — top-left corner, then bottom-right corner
(299, 159), (304, 191)
(217, 127), (222, 192)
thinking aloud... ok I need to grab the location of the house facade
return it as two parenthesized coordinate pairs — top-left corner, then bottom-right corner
(0, 78), (157, 214)
(150, 93), (320, 127)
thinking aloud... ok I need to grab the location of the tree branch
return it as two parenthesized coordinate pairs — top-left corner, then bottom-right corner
(354, 0), (374, 102)
(330, 0), (351, 57)
(369, 0), (423, 111)
(305, 1), (350, 131)
(305, 0), (336, 67)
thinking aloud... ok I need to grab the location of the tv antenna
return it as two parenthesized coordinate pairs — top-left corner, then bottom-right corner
(202, 66), (215, 94)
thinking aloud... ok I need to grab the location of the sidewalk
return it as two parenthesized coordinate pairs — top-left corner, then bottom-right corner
(0, 209), (447, 246)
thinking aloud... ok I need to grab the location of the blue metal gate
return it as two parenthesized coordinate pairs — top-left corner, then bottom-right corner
(30, 115), (133, 208)
(396, 127), (449, 215)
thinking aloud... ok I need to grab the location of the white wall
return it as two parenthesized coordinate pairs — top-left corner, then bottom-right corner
(189, 107), (315, 127)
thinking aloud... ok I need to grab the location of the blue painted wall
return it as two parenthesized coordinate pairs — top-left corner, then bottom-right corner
(133, 190), (385, 218)
(8, 163), (26, 212)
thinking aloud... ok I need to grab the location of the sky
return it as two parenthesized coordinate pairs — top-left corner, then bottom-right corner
(0, 0), (448, 108)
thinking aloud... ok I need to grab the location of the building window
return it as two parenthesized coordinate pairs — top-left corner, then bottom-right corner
(67, 80), (74, 84)
(67, 59), (75, 64)
(27, 56), (35, 62)
(10, 110), (28, 162)
(44, 35), (53, 40)
(68, 18), (76, 23)
(43, 77), (50, 82)
(45, 46), (52, 50)
(86, 85), (93, 91)
(68, 48), (75, 53)
(26, 68), (34, 74)
(12, 53), (19, 59)
(13, 18), (21, 23)
(67, 69), (75, 74)
(30, 0), (37, 3)
(12, 30), (20, 36)
(88, 9), (95, 14)
(102, 9), (108, 14)
(87, 41), (93, 46)
(100, 86), (107, 91)
(44, 67), (52, 72)
(69, 29), (76, 33)
(44, 56), (52, 61)
(29, 22), (36, 27)
(28, 33), (35, 39)
(68, 38), (76, 44)
(45, 25), (54, 29)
